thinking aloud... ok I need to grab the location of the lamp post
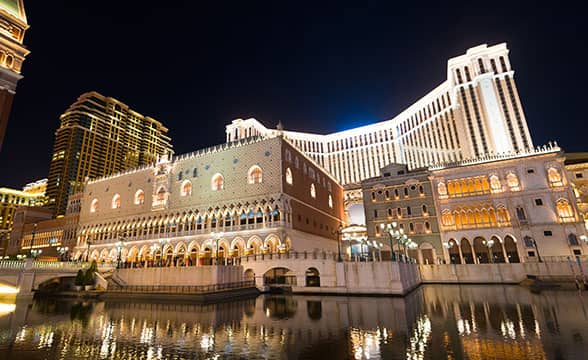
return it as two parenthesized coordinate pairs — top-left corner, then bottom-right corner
(158, 238), (170, 267)
(381, 222), (404, 262)
(211, 231), (224, 265)
(86, 240), (92, 262)
(56, 246), (69, 261)
(331, 224), (343, 262)
(483, 239), (495, 263)
(532, 239), (543, 263)
(31, 249), (42, 260)
(115, 239), (125, 269)
(150, 244), (159, 267)
(28, 223), (38, 258)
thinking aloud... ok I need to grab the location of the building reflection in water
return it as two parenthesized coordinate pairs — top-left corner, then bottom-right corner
(0, 286), (587, 359)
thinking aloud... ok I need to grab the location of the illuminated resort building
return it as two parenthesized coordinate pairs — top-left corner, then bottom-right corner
(0, 178), (46, 254)
(0, 0), (29, 151)
(225, 43), (533, 189)
(429, 143), (586, 264)
(46, 91), (173, 216)
(361, 144), (588, 264)
(73, 136), (344, 265)
(564, 152), (588, 230)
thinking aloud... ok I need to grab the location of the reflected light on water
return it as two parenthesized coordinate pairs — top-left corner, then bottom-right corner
(0, 287), (586, 359)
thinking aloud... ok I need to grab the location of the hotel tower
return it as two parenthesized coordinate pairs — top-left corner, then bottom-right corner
(46, 92), (173, 216)
(225, 43), (534, 188)
(0, 0), (28, 151)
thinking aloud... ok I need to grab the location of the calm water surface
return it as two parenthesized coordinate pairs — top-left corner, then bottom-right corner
(1, 285), (587, 359)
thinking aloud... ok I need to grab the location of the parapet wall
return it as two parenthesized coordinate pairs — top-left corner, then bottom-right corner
(116, 266), (245, 286)
(419, 261), (588, 283)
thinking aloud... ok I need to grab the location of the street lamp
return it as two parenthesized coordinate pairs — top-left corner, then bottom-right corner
(532, 239), (543, 263)
(380, 222), (404, 262)
(86, 240), (92, 262)
(31, 249), (42, 260)
(150, 244), (159, 267)
(158, 238), (170, 267)
(331, 224), (343, 262)
(397, 234), (411, 262)
(211, 231), (224, 265)
(116, 240), (125, 269)
(483, 238), (495, 263)
(56, 246), (69, 261)
(28, 223), (38, 258)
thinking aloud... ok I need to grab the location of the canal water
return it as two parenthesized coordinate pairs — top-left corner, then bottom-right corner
(0, 285), (587, 359)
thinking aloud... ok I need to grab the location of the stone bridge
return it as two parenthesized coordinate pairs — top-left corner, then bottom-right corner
(0, 260), (115, 298)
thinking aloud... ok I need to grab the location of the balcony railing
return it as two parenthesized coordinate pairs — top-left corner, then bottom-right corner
(86, 221), (289, 245)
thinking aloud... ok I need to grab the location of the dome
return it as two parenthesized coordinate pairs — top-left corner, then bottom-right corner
(0, 0), (26, 23)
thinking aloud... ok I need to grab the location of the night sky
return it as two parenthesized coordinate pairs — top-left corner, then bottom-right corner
(1, 1), (586, 188)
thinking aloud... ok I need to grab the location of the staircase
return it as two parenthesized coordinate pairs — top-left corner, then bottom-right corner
(107, 273), (127, 290)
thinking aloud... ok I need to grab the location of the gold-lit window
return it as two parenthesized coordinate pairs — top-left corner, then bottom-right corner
(557, 198), (574, 222)
(310, 183), (316, 198)
(506, 173), (520, 191)
(328, 194), (333, 208)
(548, 167), (563, 187)
(134, 190), (145, 205)
(111, 194), (121, 209)
(248, 165), (263, 184)
(212, 174), (224, 191)
(437, 182), (447, 196)
(490, 175), (502, 192)
(286, 167), (293, 185)
(90, 199), (99, 213)
(180, 180), (192, 197)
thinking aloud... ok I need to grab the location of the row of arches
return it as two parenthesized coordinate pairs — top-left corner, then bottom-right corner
(81, 235), (292, 267)
(445, 235), (520, 264)
(79, 202), (287, 244)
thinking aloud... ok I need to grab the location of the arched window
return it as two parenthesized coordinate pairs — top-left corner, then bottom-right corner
(111, 194), (121, 209)
(557, 198), (574, 221)
(425, 221), (431, 232)
(409, 223), (415, 233)
(212, 173), (224, 191)
(490, 175), (501, 192)
(419, 185), (425, 195)
(328, 194), (333, 208)
(506, 173), (520, 191)
(310, 183), (316, 198)
(248, 165), (263, 184)
(286, 167), (293, 185)
(496, 205), (510, 224)
(422, 205), (428, 215)
(394, 189), (399, 198)
(178, 172), (183, 181)
(90, 199), (99, 213)
(134, 190), (145, 205)
(548, 167), (563, 186)
(193, 168), (198, 177)
(442, 210), (453, 226)
(568, 233), (579, 246)
(181, 180), (192, 197)
(156, 187), (166, 201)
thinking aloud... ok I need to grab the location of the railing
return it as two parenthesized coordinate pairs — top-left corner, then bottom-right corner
(107, 280), (256, 294)
(234, 250), (417, 264)
(522, 255), (588, 263)
(0, 260), (116, 272)
(88, 221), (289, 245)
(0, 260), (25, 270)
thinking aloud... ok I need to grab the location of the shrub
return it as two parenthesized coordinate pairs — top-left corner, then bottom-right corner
(75, 270), (84, 286)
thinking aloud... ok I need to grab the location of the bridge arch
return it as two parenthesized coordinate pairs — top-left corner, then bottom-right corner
(263, 267), (297, 286)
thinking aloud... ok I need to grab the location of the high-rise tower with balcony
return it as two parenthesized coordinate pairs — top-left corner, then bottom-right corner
(46, 91), (173, 216)
(0, 0), (29, 151)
